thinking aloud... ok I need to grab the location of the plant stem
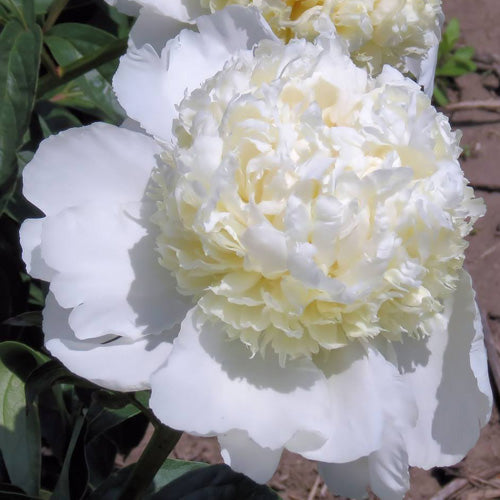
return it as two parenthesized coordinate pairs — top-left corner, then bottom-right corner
(41, 47), (59, 77)
(118, 424), (182, 500)
(36, 37), (127, 99)
(43, 0), (69, 32)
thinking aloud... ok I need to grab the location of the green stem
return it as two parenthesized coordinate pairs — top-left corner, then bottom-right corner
(36, 37), (127, 99)
(43, 0), (69, 32)
(41, 46), (59, 78)
(118, 424), (182, 500)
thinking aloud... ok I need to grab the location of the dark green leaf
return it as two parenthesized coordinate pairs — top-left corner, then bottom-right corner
(0, 342), (46, 496)
(37, 103), (82, 138)
(0, 19), (42, 215)
(3, 311), (42, 328)
(34, 0), (53, 15)
(85, 434), (117, 488)
(85, 401), (141, 444)
(51, 414), (88, 500)
(28, 282), (45, 307)
(0, 341), (48, 380)
(25, 359), (98, 409)
(87, 464), (133, 500)
(88, 459), (207, 500)
(25, 360), (70, 406)
(134, 390), (151, 408)
(150, 464), (279, 500)
(151, 459), (208, 493)
(2, 0), (35, 27)
(43, 23), (124, 123)
(102, 3), (132, 38)
(92, 390), (132, 410)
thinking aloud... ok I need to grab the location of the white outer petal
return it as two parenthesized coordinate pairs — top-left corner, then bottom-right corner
(128, 7), (189, 53)
(44, 294), (174, 391)
(113, 6), (277, 142)
(103, 0), (141, 16)
(406, 42), (439, 98)
(304, 343), (416, 463)
(395, 270), (492, 469)
(218, 431), (282, 483)
(40, 202), (190, 340)
(106, 0), (207, 20)
(20, 122), (191, 341)
(22, 123), (159, 216)
(19, 218), (54, 281)
(319, 426), (409, 500)
(150, 308), (331, 451)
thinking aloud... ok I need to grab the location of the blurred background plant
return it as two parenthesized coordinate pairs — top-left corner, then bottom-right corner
(433, 17), (477, 106)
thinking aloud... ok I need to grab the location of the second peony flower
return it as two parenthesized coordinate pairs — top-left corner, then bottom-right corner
(20, 7), (491, 499)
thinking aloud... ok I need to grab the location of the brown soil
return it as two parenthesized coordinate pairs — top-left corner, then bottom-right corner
(170, 1), (500, 498)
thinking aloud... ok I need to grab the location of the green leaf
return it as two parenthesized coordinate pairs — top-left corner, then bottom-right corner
(151, 459), (208, 492)
(37, 103), (82, 138)
(3, 311), (42, 328)
(51, 414), (88, 500)
(2, 0), (35, 27)
(43, 23), (124, 123)
(85, 402), (141, 444)
(24, 360), (70, 407)
(0, 19), (42, 215)
(149, 464), (279, 500)
(0, 342), (47, 496)
(103, 3), (132, 39)
(433, 84), (449, 107)
(445, 18), (460, 47)
(87, 459), (208, 500)
(25, 360), (98, 409)
(34, 0), (53, 15)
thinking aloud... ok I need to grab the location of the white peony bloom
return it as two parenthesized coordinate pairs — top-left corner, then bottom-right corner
(106, 0), (443, 94)
(21, 7), (491, 499)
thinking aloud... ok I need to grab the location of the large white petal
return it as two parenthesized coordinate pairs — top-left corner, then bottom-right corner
(304, 343), (416, 463)
(319, 426), (409, 500)
(43, 293), (174, 391)
(150, 308), (331, 451)
(218, 431), (282, 483)
(406, 42), (439, 98)
(135, 0), (206, 21)
(128, 7), (189, 53)
(40, 201), (190, 340)
(22, 123), (160, 216)
(105, 0), (207, 20)
(113, 6), (276, 142)
(394, 270), (492, 469)
(19, 218), (54, 281)
(103, 0), (141, 16)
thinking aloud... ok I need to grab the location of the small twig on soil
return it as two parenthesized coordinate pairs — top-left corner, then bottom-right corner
(307, 475), (322, 500)
(429, 466), (500, 500)
(320, 483), (328, 497)
(469, 184), (500, 194)
(444, 100), (500, 113)
(429, 477), (469, 500)
(479, 242), (500, 260)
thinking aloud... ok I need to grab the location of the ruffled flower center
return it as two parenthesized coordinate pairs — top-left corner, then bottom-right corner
(152, 38), (483, 361)
(200, 0), (443, 74)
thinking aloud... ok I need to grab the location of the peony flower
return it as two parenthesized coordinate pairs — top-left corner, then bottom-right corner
(105, 0), (443, 93)
(21, 7), (491, 499)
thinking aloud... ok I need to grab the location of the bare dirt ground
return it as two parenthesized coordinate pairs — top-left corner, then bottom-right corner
(170, 1), (500, 498)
